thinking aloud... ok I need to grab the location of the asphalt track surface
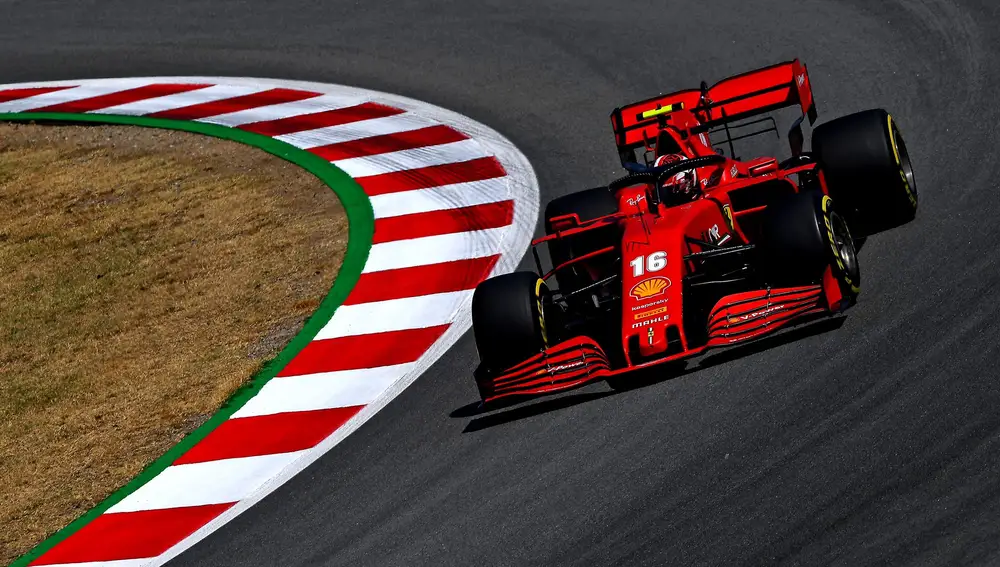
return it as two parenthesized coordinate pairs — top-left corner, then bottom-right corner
(5, 1), (1000, 565)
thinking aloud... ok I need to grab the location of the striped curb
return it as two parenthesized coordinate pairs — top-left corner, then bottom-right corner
(1, 78), (539, 567)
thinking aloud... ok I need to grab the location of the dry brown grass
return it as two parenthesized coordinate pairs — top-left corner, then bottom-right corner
(0, 123), (348, 563)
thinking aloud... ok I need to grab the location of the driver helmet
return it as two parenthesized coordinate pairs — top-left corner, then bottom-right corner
(654, 153), (698, 196)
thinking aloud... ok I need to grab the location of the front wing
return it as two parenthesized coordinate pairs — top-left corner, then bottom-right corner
(476, 337), (612, 403)
(475, 283), (835, 404)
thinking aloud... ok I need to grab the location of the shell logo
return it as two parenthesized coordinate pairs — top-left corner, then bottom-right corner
(630, 277), (671, 300)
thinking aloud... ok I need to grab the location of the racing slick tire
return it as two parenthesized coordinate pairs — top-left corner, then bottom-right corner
(757, 191), (860, 303)
(472, 271), (549, 375)
(812, 108), (917, 235)
(544, 188), (618, 291)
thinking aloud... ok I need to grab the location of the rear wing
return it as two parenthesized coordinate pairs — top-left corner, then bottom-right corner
(610, 59), (817, 165)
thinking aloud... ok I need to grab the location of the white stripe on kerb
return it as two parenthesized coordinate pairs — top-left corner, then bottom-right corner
(232, 363), (415, 418)
(363, 227), (509, 272)
(0, 83), (140, 113)
(331, 139), (488, 177)
(196, 93), (366, 127)
(370, 178), (511, 218)
(89, 85), (273, 116)
(314, 290), (473, 339)
(106, 452), (305, 514)
(276, 112), (437, 149)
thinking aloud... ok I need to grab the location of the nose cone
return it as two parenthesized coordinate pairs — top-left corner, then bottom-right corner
(621, 213), (682, 362)
(633, 303), (670, 357)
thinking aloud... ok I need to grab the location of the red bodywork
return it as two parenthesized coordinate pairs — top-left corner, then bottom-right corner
(477, 60), (844, 403)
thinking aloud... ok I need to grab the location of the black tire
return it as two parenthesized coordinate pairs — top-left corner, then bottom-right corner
(544, 188), (618, 290)
(757, 191), (860, 303)
(472, 271), (548, 373)
(544, 187), (618, 233)
(812, 108), (917, 235)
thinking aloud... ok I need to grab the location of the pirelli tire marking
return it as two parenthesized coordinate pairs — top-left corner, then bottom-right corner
(887, 113), (918, 211)
(822, 195), (860, 294)
(536, 278), (548, 347)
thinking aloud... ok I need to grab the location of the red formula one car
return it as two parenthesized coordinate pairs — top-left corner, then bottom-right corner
(471, 59), (917, 404)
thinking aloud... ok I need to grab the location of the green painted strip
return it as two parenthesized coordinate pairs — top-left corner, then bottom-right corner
(2, 112), (374, 567)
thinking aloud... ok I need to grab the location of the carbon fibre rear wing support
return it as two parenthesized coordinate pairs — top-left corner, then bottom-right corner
(610, 59), (818, 165)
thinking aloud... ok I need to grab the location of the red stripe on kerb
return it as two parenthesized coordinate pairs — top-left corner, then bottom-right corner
(238, 102), (405, 137)
(373, 200), (514, 244)
(29, 504), (233, 565)
(173, 407), (363, 465)
(355, 156), (507, 196)
(147, 88), (322, 120)
(0, 86), (73, 104)
(28, 83), (211, 113)
(345, 256), (499, 305)
(278, 325), (449, 377)
(309, 125), (468, 161)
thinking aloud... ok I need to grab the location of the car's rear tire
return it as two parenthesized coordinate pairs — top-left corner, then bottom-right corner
(472, 271), (548, 374)
(757, 191), (860, 303)
(544, 187), (618, 233)
(544, 188), (618, 291)
(812, 108), (917, 235)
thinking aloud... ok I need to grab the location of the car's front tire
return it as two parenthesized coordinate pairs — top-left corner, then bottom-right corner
(757, 191), (860, 304)
(472, 271), (549, 375)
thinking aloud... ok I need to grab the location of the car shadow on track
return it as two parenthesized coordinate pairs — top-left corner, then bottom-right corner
(696, 314), (847, 370)
(452, 315), (847, 433)
(454, 391), (617, 433)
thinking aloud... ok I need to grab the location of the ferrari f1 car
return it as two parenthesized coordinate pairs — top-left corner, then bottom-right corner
(471, 59), (917, 403)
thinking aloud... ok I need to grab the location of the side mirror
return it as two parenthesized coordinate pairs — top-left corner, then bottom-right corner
(748, 158), (779, 176)
(548, 213), (582, 231)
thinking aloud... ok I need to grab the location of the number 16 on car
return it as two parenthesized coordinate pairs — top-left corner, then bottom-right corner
(629, 251), (667, 277)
